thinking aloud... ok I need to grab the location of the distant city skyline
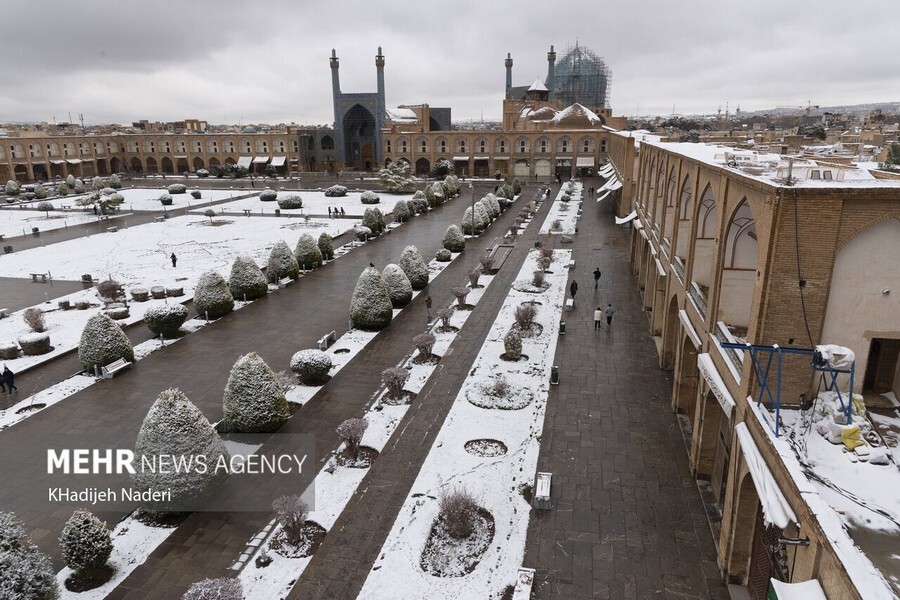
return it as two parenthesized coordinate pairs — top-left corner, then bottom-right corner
(1, 0), (898, 126)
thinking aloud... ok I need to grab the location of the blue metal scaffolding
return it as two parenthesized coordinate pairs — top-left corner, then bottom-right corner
(719, 343), (856, 437)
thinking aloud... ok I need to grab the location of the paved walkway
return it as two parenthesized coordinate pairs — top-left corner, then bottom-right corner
(522, 186), (730, 599)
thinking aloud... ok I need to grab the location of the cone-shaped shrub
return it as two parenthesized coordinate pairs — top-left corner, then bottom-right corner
(393, 199), (412, 222)
(424, 185), (437, 207)
(373, 207), (386, 233)
(461, 207), (480, 235)
(194, 270), (234, 320)
(504, 328), (522, 360)
(512, 177), (521, 195)
(349, 266), (393, 330)
(78, 313), (134, 371)
(290, 349), (332, 385)
(317, 233), (334, 261)
(132, 388), (228, 511)
(476, 200), (491, 228)
(59, 509), (112, 573)
(109, 173), (122, 189)
(294, 233), (323, 269)
(399, 245), (429, 290)
(431, 181), (445, 203)
(229, 255), (268, 300)
(489, 195), (502, 216)
(266, 240), (300, 283)
(443, 225), (465, 252)
(0, 511), (57, 599)
(382, 264), (413, 307)
(57, 181), (70, 195)
(145, 304), (189, 338)
(361, 208), (380, 235)
(223, 352), (290, 433)
(435, 248), (451, 262)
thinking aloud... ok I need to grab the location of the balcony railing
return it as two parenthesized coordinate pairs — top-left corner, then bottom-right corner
(713, 321), (745, 381)
(688, 281), (708, 320)
(672, 256), (685, 283)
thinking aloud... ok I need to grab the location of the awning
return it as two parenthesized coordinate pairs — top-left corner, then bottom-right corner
(473, 156), (490, 161)
(678, 309), (702, 349)
(453, 156), (470, 161)
(596, 190), (611, 203)
(492, 156), (509, 160)
(607, 179), (623, 191)
(576, 157), (594, 167)
(66, 159), (82, 164)
(698, 353), (736, 418)
(237, 156), (253, 167)
(768, 580), (827, 600)
(270, 156), (286, 166)
(615, 209), (637, 224)
(174, 155), (188, 159)
(735, 422), (797, 528)
(655, 257), (666, 277)
(252, 156), (269, 164)
(50, 159), (65, 165)
(633, 219), (643, 230)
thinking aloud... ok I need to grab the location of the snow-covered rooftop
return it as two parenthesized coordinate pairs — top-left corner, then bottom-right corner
(612, 128), (664, 147)
(550, 103), (603, 127)
(526, 107), (557, 122)
(527, 78), (548, 92)
(386, 107), (418, 123)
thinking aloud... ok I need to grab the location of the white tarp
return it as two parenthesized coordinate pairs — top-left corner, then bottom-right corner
(65, 159), (82, 164)
(607, 179), (623, 191)
(769, 579), (827, 600)
(252, 156), (269, 164)
(596, 190), (611, 203)
(697, 353), (736, 418)
(678, 309), (702, 349)
(50, 160), (65, 165)
(615, 210), (637, 224)
(270, 156), (286, 166)
(452, 156), (469, 161)
(237, 156), (253, 168)
(815, 344), (855, 369)
(576, 157), (594, 167)
(735, 422), (798, 529)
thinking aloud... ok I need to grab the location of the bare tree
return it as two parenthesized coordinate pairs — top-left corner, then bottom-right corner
(336, 418), (368, 459)
(439, 487), (480, 539)
(23, 308), (46, 332)
(514, 303), (538, 330)
(381, 366), (409, 400)
(451, 286), (470, 306)
(272, 495), (309, 546)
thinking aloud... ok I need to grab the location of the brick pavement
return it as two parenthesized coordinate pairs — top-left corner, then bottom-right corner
(522, 185), (730, 599)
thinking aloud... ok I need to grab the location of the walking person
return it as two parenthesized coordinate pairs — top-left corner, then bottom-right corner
(328, 206), (332, 218)
(171, 252), (177, 268)
(569, 280), (578, 304)
(594, 306), (603, 331)
(425, 295), (432, 321)
(593, 267), (601, 290)
(604, 303), (616, 328)
(340, 207), (345, 218)
(3, 366), (17, 395)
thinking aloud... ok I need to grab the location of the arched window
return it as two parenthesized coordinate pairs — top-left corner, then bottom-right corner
(437, 138), (448, 153)
(538, 138), (549, 153)
(600, 139), (607, 153)
(557, 137), (571, 153)
(162, 141), (171, 153)
(417, 137), (428, 153)
(580, 138), (594, 153)
(399, 138), (408, 154)
(516, 138), (529, 153)
(476, 139), (487, 154)
(496, 138), (507, 154)
(384, 140), (392, 154)
(143, 140), (155, 153)
(207, 140), (218, 153)
(256, 139), (268, 153)
(242, 139), (252, 153)
(193, 140), (202, 153)
(457, 138), (467, 153)
(321, 135), (334, 150)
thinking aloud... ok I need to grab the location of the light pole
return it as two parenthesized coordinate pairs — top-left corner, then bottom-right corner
(469, 182), (475, 236)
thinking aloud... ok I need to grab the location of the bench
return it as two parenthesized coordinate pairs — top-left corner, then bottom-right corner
(567, 259), (576, 270)
(30, 273), (49, 282)
(317, 330), (337, 350)
(565, 298), (574, 311)
(0, 234), (4, 241)
(533, 472), (552, 509)
(242, 209), (252, 217)
(99, 214), (110, 220)
(3, 245), (12, 254)
(487, 244), (514, 274)
(106, 226), (118, 233)
(0, 308), (8, 319)
(512, 568), (535, 600)
(154, 215), (166, 223)
(101, 358), (132, 379)
(278, 276), (293, 288)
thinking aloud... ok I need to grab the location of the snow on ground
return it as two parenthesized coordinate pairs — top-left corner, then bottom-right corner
(190, 190), (416, 218)
(56, 513), (177, 600)
(0, 206), (105, 238)
(539, 181), (582, 235)
(359, 248), (568, 599)
(36, 187), (244, 213)
(753, 397), (899, 599)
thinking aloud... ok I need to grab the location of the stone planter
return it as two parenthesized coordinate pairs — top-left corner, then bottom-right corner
(131, 288), (149, 302)
(18, 333), (51, 356)
(0, 342), (19, 360)
(150, 286), (166, 299)
(166, 286), (184, 297)
(58, 300), (71, 310)
(106, 307), (130, 320)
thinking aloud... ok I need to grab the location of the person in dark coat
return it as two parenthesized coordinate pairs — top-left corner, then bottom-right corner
(3, 366), (17, 395)
(604, 303), (616, 327)
(425, 295), (433, 320)
(593, 267), (601, 289)
(171, 252), (177, 268)
(569, 280), (578, 301)
(340, 207), (345, 218)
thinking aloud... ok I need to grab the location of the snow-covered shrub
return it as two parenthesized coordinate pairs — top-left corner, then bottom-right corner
(100, 187), (116, 196)
(360, 190), (380, 204)
(399, 245), (429, 290)
(349, 267), (393, 330)
(294, 233), (323, 269)
(277, 193), (302, 209)
(378, 161), (414, 192)
(442, 224), (465, 252)
(412, 189), (426, 205)
(159, 193), (173, 206)
(355, 226), (372, 242)
(551, 219), (562, 231)
(59, 509), (112, 573)
(97, 278), (122, 301)
(424, 185), (437, 207)
(191, 190), (202, 199)
(57, 181), (69, 196)
(109, 173), (122, 188)
(144, 304), (189, 338)
(91, 176), (103, 191)
(538, 256), (551, 270)
(317, 233), (334, 261)
(489, 195), (502, 216)
(392, 199), (411, 222)
(439, 487), (479, 539)
(259, 188), (277, 202)
(223, 352), (289, 433)
(182, 577), (242, 600)
(362, 208), (382, 235)
(410, 195), (429, 215)
(34, 184), (48, 200)
(203, 208), (216, 223)
(475, 201), (491, 229)
(73, 179), (85, 193)
(512, 178), (521, 195)
(272, 495), (309, 546)
(132, 388), (228, 511)
(5, 180), (20, 195)
(430, 181), (445, 204)
(336, 418), (368, 459)
(413, 332), (435, 359)
(36, 201), (53, 217)
(451, 286), (470, 306)
(229, 255), (267, 300)
(436, 307), (454, 330)
(0, 511), (58, 599)
(382, 264), (413, 307)
(468, 268), (481, 288)
(514, 303), (538, 330)
(532, 269), (545, 287)
(267, 240), (300, 283)
(461, 207), (479, 235)
(106, 306), (129, 320)
(504, 328), (522, 359)
(194, 169), (210, 179)
(324, 184), (347, 197)
(23, 308), (46, 332)
(480, 255), (495, 273)
(290, 349), (332, 385)
(482, 193), (499, 217)
(194, 271), (234, 319)
(66, 174), (76, 187)
(435, 248), (451, 262)
(78, 313), (134, 371)
(18, 332), (51, 355)
(382, 366), (408, 400)
(167, 183), (187, 194)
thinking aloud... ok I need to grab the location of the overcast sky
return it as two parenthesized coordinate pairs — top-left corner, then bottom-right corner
(1, 0), (897, 126)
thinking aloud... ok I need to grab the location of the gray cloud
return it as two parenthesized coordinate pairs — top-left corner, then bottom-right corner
(0, 0), (897, 125)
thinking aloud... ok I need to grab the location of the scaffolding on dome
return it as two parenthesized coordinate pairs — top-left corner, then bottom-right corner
(550, 43), (612, 111)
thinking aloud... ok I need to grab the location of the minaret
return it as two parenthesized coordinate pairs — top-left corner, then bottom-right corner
(330, 49), (343, 164)
(546, 45), (557, 101)
(330, 48), (341, 98)
(375, 46), (385, 164)
(505, 53), (513, 99)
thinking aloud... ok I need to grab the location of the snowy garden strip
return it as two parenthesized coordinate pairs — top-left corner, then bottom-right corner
(358, 248), (569, 598)
(539, 180), (583, 234)
(188, 190), (416, 218)
(238, 272), (498, 598)
(0, 208), (107, 238)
